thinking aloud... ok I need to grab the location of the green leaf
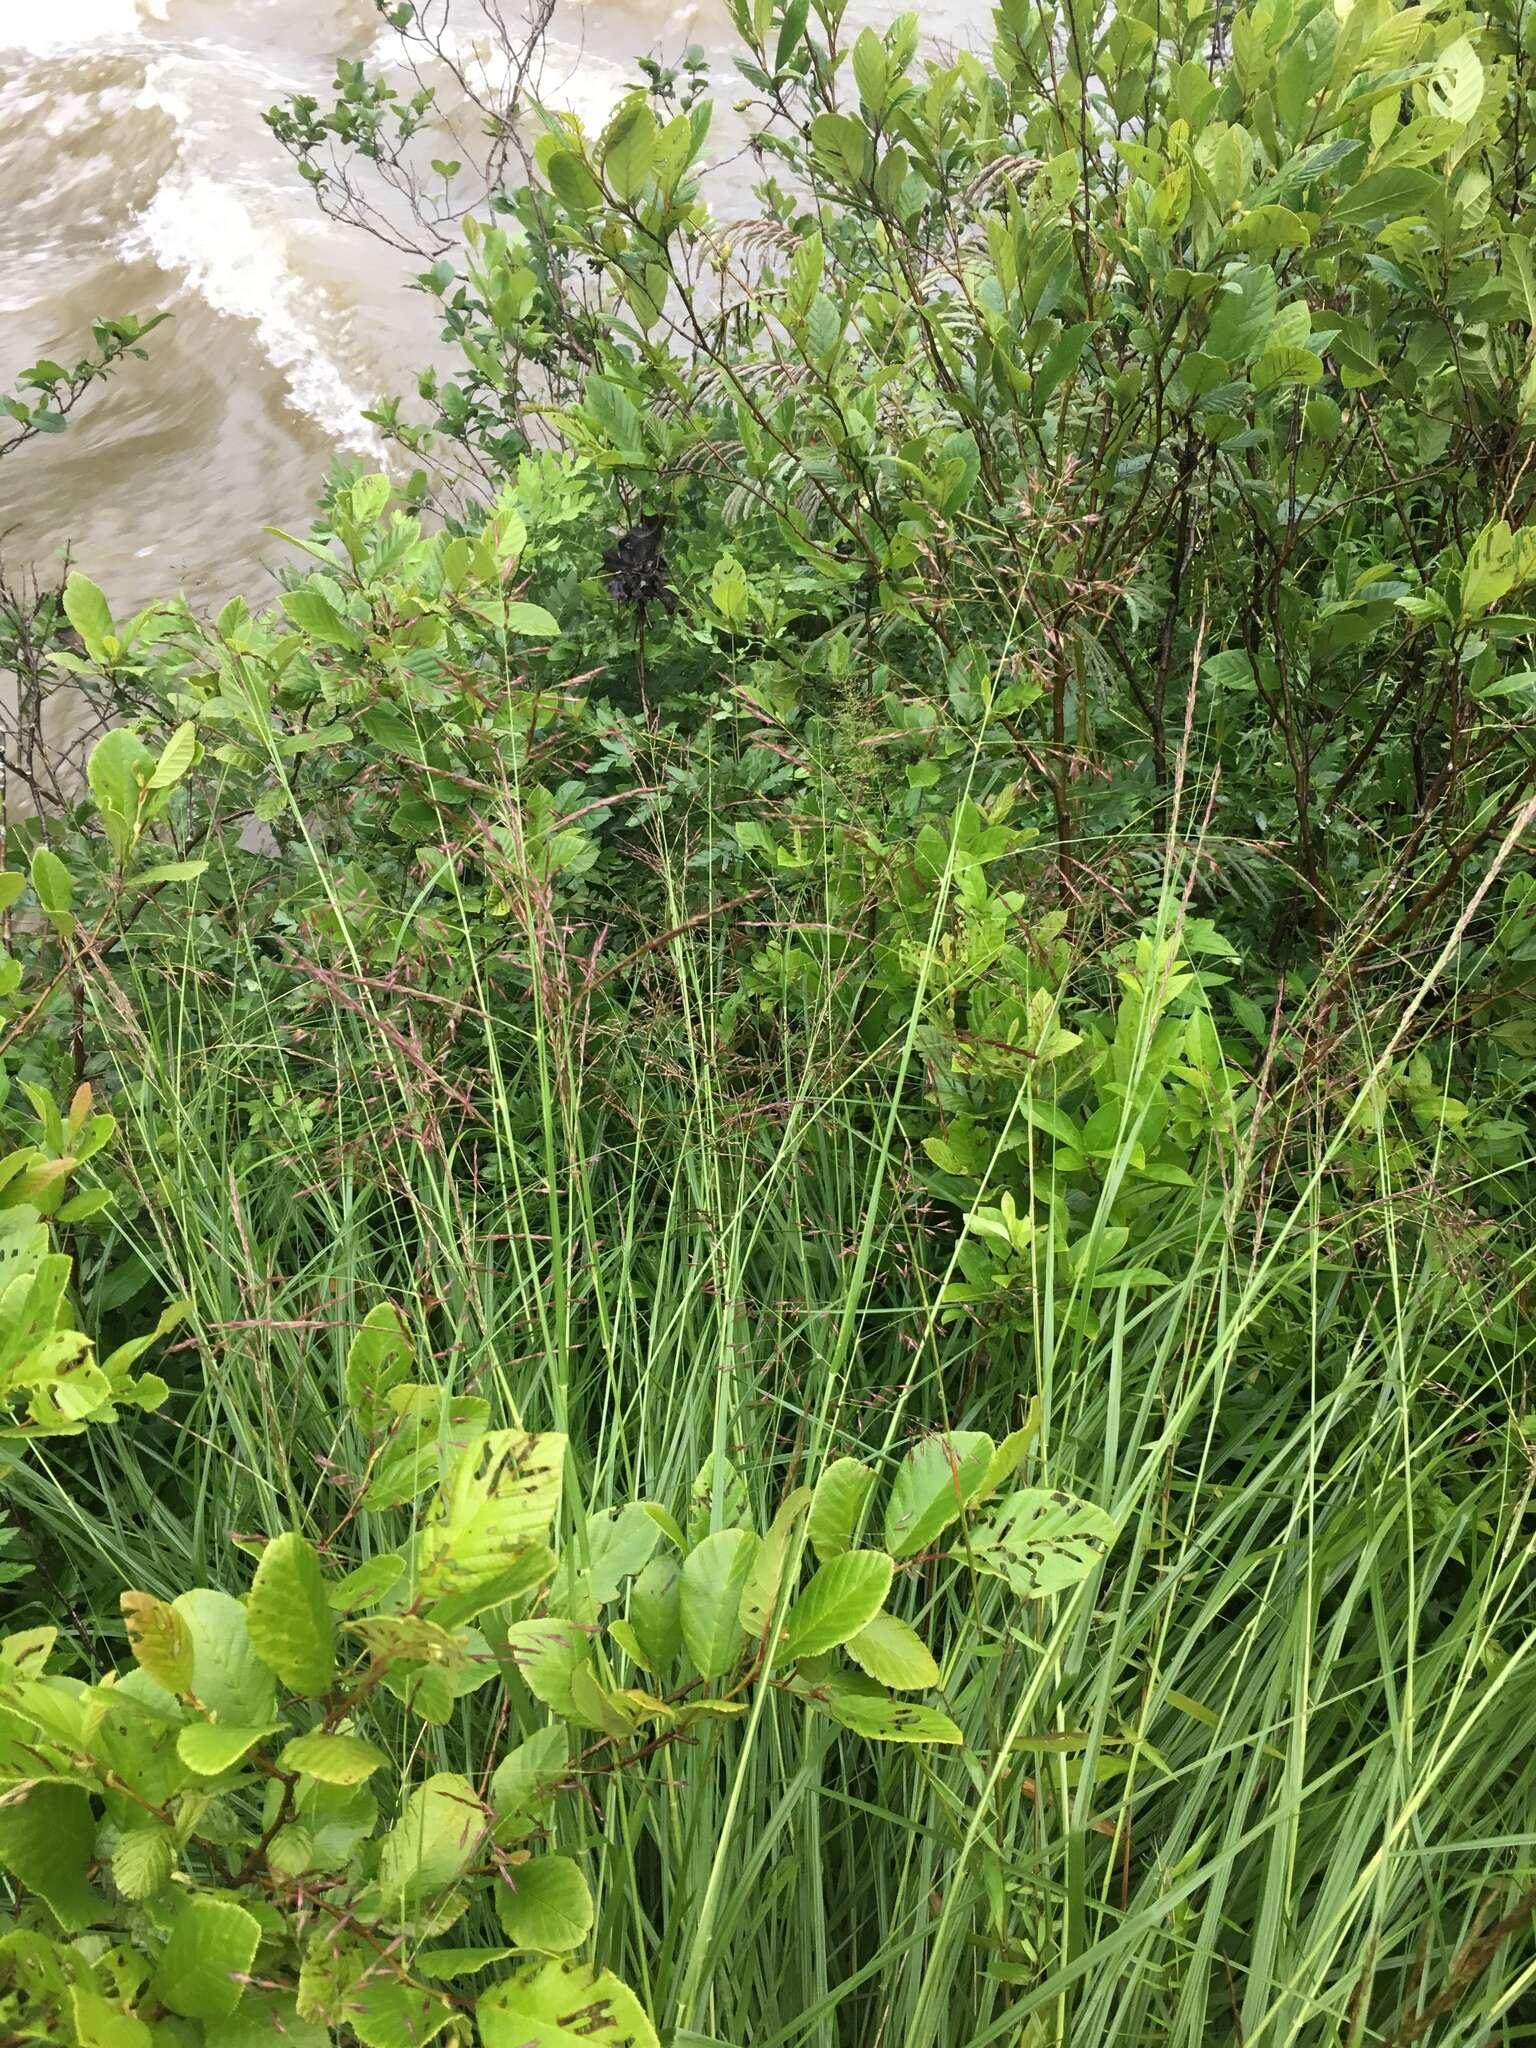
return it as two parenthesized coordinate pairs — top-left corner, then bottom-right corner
(1462, 518), (1530, 618)
(852, 27), (889, 113)
(70, 1987), (153, 2048)
(152, 1894), (262, 2021)
(845, 1612), (940, 1690)
(1330, 165), (1440, 225)
(687, 1452), (750, 1546)
(327, 1552), (405, 1612)
(376, 1772), (485, 1906)
(0, 1784), (99, 1930)
(883, 1433), (994, 1558)
(495, 600), (561, 637)
(504, 1616), (594, 1721)
(176, 1722), (279, 1776)
(627, 1553), (682, 1673)
(601, 99), (658, 201)
(1427, 36), (1484, 127)
(807, 1458), (877, 1561)
(1250, 345), (1324, 391)
(28, 846), (72, 921)
(478, 1959), (659, 2048)
(204, 1992), (330, 2047)
(680, 1527), (759, 1679)
(111, 1825), (176, 1900)
(491, 1721), (568, 1840)
(124, 860), (209, 889)
(63, 572), (114, 661)
(247, 1533), (336, 1696)
(148, 722), (197, 789)
(0, 871), (23, 913)
(585, 376), (645, 458)
(1204, 263), (1279, 364)
(496, 1852), (594, 1952)
(281, 1731), (390, 1785)
(282, 585), (363, 650)
(965, 1487), (1117, 1597)
(821, 1688), (963, 1744)
(345, 1302), (413, 1428)
(782, 1550), (893, 1661)
(88, 729), (155, 857)
(346, 1980), (458, 2048)
(738, 1486), (812, 1633)
(172, 1589), (276, 1725)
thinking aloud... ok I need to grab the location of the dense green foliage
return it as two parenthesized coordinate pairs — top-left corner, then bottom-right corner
(3, 0), (1536, 2040)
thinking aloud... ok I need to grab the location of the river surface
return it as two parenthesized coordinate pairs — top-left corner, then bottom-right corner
(1, 0), (985, 616)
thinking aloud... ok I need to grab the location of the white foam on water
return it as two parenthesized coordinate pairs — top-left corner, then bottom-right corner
(130, 162), (384, 454)
(110, 49), (386, 454)
(2, 0), (145, 52)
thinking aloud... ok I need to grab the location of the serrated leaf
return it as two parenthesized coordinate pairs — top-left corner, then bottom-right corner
(204, 1992), (330, 2047)
(121, 1590), (193, 1694)
(845, 1612), (940, 1690)
(172, 1589), (276, 1725)
(280, 1732), (389, 1785)
(152, 1894), (261, 2021)
(478, 1958), (659, 2048)
(176, 1723), (279, 1776)
(495, 1852), (593, 1952)
(883, 1433), (994, 1558)
(820, 1688), (963, 1744)
(347, 1980), (458, 2048)
(111, 1824), (175, 1899)
(807, 1458), (877, 1561)
(247, 1533), (336, 1696)
(782, 1550), (892, 1661)
(680, 1527), (759, 1680)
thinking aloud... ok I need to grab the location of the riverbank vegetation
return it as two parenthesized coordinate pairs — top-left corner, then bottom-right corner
(2, 0), (1535, 2040)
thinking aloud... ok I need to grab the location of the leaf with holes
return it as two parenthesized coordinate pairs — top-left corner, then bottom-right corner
(478, 1958), (659, 2048)
(964, 1488), (1116, 1597)
(820, 1687), (963, 1744)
